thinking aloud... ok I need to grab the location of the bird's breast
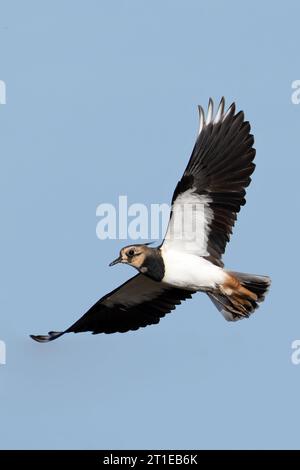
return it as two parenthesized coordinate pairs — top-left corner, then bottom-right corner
(161, 249), (226, 290)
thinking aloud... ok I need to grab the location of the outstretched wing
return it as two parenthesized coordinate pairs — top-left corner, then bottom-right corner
(30, 274), (195, 342)
(162, 98), (256, 267)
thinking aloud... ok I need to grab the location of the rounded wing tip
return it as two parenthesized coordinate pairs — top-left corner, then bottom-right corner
(206, 98), (214, 123)
(198, 97), (230, 129)
(30, 334), (50, 343)
(30, 331), (63, 343)
(229, 101), (236, 113)
(197, 104), (204, 114)
(197, 105), (205, 135)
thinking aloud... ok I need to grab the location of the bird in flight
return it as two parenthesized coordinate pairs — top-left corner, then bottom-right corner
(31, 98), (270, 343)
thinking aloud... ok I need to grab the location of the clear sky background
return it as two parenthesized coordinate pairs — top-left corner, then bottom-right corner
(0, 0), (300, 450)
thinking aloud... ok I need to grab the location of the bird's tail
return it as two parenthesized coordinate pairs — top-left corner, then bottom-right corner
(207, 271), (271, 321)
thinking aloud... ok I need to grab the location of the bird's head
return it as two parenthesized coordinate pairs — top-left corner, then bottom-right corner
(109, 244), (150, 271)
(109, 243), (164, 281)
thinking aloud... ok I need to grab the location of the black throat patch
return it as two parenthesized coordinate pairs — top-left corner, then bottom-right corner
(140, 249), (165, 282)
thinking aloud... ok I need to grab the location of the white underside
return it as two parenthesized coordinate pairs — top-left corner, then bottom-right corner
(161, 248), (226, 291)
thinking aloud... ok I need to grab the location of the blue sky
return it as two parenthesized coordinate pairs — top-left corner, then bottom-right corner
(0, 0), (300, 449)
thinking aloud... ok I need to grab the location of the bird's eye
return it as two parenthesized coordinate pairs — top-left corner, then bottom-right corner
(128, 249), (135, 257)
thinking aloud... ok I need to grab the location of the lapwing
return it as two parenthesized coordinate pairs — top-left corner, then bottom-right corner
(31, 98), (271, 342)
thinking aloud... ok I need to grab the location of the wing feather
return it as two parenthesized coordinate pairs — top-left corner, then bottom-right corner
(30, 274), (195, 341)
(162, 98), (256, 267)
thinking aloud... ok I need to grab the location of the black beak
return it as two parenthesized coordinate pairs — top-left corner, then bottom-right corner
(109, 255), (122, 267)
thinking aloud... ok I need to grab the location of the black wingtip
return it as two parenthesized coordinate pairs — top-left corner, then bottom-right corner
(208, 97), (214, 108)
(30, 331), (64, 343)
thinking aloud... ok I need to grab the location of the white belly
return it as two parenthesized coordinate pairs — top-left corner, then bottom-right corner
(161, 249), (226, 290)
